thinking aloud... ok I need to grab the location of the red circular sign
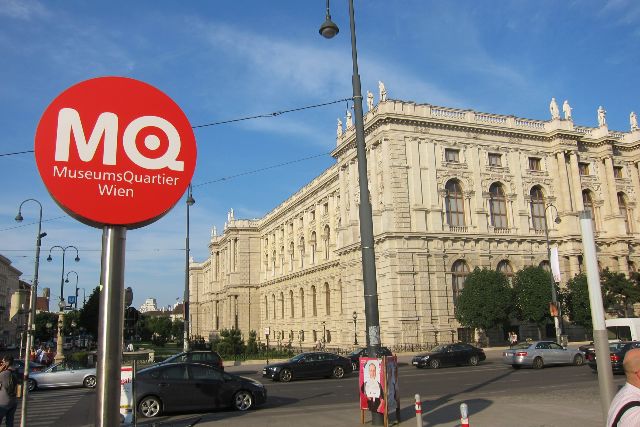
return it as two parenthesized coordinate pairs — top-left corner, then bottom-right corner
(35, 77), (197, 229)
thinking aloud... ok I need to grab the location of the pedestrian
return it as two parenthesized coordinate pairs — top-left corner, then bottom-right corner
(511, 332), (518, 347)
(36, 345), (45, 364)
(44, 348), (54, 366)
(0, 355), (19, 427)
(507, 332), (513, 348)
(607, 348), (640, 426)
(29, 348), (36, 362)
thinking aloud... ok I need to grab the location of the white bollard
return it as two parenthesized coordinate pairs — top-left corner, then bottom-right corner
(460, 402), (469, 427)
(415, 394), (422, 427)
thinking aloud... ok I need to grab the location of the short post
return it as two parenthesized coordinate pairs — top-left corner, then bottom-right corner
(460, 403), (469, 427)
(414, 394), (422, 427)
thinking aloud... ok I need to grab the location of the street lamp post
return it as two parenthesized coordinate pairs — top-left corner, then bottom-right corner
(321, 321), (326, 346)
(319, 0), (382, 362)
(80, 287), (86, 308)
(47, 245), (80, 363)
(352, 311), (358, 345)
(184, 184), (195, 352)
(65, 271), (79, 311)
(15, 198), (47, 427)
(544, 203), (562, 343)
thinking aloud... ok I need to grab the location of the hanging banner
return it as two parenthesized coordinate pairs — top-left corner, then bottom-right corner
(551, 245), (561, 283)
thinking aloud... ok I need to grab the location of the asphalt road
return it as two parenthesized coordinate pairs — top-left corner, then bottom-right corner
(18, 353), (626, 426)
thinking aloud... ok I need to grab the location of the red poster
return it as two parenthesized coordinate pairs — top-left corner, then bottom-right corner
(359, 357), (385, 413)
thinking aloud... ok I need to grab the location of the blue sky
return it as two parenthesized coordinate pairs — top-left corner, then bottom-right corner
(1, 0), (639, 310)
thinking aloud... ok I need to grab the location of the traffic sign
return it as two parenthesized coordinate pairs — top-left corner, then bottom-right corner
(34, 76), (197, 229)
(68, 295), (76, 305)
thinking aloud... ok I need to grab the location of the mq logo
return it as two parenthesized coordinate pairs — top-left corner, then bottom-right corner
(35, 77), (197, 229)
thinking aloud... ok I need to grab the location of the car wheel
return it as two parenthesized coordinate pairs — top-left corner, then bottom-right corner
(352, 361), (358, 371)
(533, 357), (544, 369)
(233, 390), (253, 411)
(279, 368), (292, 382)
(332, 365), (345, 379)
(429, 359), (440, 369)
(83, 375), (97, 389)
(469, 356), (479, 366)
(139, 396), (162, 418)
(511, 364), (522, 370)
(573, 354), (585, 366)
(27, 379), (36, 392)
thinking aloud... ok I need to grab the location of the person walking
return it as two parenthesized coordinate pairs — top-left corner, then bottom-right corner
(0, 355), (19, 427)
(607, 348), (640, 426)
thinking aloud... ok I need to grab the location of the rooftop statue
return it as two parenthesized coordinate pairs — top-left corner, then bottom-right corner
(378, 81), (387, 102)
(346, 110), (353, 128)
(337, 118), (343, 136)
(562, 100), (572, 121)
(598, 106), (607, 127)
(367, 90), (374, 111)
(631, 111), (638, 131)
(549, 97), (560, 120)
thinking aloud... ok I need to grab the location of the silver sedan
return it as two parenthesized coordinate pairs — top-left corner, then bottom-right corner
(27, 361), (97, 391)
(503, 341), (585, 369)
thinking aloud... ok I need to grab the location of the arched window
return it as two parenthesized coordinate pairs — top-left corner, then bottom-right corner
(451, 260), (470, 306)
(311, 285), (317, 316)
(299, 288), (305, 318)
(497, 260), (514, 280)
(582, 190), (597, 231)
(618, 192), (630, 234)
(310, 232), (317, 265)
(324, 282), (331, 315)
(272, 250), (276, 277)
(280, 292), (284, 319)
(539, 260), (551, 272)
(299, 237), (305, 268)
(272, 294), (276, 320)
(264, 296), (268, 321)
(323, 226), (331, 260)
(280, 245), (285, 274)
(530, 186), (545, 231)
(289, 290), (295, 318)
(489, 183), (508, 228)
(445, 180), (465, 227)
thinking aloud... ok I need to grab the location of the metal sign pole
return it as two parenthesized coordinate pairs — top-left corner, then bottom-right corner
(95, 226), (127, 427)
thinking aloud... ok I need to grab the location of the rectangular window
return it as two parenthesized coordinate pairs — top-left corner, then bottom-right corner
(310, 210), (315, 221)
(528, 157), (541, 171)
(445, 148), (460, 163)
(488, 153), (502, 167)
(578, 162), (590, 176)
(614, 166), (623, 179)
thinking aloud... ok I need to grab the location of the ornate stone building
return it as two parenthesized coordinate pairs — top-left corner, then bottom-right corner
(189, 95), (640, 348)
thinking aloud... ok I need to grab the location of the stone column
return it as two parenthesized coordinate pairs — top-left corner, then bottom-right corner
(569, 255), (581, 278)
(568, 152), (584, 211)
(632, 163), (640, 222)
(604, 157), (620, 215)
(618, 256), (629, 277)
(555, 152), (573, 213)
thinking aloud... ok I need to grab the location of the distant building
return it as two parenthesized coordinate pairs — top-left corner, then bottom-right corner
(139, 298), (158, 313)
(0, 254), (23, 348)
(170, 303), (184, 322)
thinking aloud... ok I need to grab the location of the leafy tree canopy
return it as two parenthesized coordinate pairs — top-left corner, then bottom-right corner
(602, 269), (640, 316)
(78, 286), (101, 337)
(513, 266), (554, 327)
(455, 267), (513, 331)
(560, 273), (592, 331)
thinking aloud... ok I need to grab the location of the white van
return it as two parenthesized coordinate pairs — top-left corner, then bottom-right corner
(605, 318), (640, 342)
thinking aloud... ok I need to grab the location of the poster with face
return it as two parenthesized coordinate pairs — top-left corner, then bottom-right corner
(359, 357), (385, 413)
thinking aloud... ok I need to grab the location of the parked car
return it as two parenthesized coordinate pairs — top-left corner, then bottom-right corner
(411, 343), (486, 369)
(262, 351), (353, 382)
(503, 341), (584, 369)
(348, 347), (393, 371)
(158, 350), (224, 371)
(136, 362), (266, 418)
(27, 361), (97, 391)
(587, 341), (640, 373)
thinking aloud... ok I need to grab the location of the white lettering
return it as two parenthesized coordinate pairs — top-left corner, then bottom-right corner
(122, 116), (184, 171)
(55, 108), (118, 165)
(98, 184), (134, 197)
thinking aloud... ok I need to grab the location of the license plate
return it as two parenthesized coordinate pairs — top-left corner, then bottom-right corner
(262, 369), (267, 374)
(412, 361), (418, 365)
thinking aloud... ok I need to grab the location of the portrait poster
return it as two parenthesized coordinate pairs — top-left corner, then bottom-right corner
(359, 357), (385, 413)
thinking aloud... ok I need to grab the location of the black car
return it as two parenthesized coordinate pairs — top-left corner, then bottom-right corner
(136, 362), (266, 418)
(348, 347), (393, 371)
(587, 341), (640, 373)
(262, 351), (352, 382)
(11, 359), (46, 377)
(411, 343), (486, 369)
(158, 350), (224, 371)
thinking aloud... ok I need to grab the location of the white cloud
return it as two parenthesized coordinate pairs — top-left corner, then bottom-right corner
(0, 0), (47, 20)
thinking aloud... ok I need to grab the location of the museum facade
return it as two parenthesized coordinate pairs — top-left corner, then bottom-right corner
(189, 95), (640, 349)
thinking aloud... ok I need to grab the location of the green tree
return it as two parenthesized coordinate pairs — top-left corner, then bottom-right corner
(34, 312), (58, 344)
(455, 268), (513, 346)
(560, 273), (592, 334)
(171, 319), (184, 342)
(602, 269), (640, 317)
(246, 330), (258, 354)
(513, 266), (555, 339)
(78, 286), (101, 337)
(213, 328), (246, 356)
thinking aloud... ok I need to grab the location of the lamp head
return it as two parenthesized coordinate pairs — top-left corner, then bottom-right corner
(319, 16), (339, 39)
(47, 254), (52, 262)
(65, 278), (69, 283)
(58, 300), (65, 311)
(187, 194), (195, 206)
(15, 212), (23, 222)
(74, 255), (80, 262)
(352, 311), (357, 320)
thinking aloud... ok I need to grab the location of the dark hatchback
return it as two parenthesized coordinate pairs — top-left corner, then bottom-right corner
(262, 351), (353, 382)
(136, 362), (266, 418)
(158, 350), (224, 371)
(587, 341), (640, 373)
(348, 347), (393, 371)
(412, 343), (486, 369)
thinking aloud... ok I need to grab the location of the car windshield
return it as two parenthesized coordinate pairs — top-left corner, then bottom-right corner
(349, 349), (362, 357)
(511, 342), (531, 350)
(290, 354), (306, 362)
(430, 345), (447, 353)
